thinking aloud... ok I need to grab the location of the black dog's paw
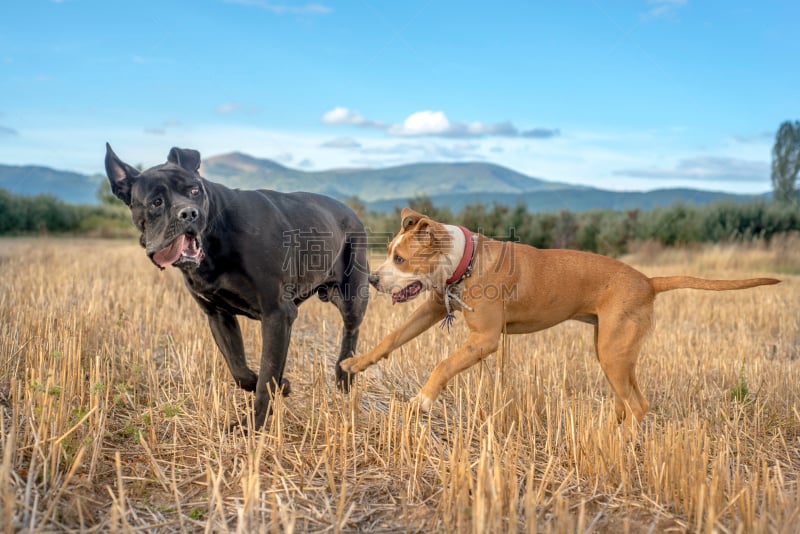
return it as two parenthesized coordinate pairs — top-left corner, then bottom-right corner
(279, 378), (291, 397)
(227, 420), (248, 435)
(335, 366), (353, 393)
(236, 373), (259, 392)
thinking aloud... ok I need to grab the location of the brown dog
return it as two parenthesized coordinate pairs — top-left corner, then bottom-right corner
(340, 208), (780, 426)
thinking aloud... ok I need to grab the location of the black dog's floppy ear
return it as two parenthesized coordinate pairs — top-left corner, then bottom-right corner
(167, 147), (202, 173)
(104, 143), (139, 206)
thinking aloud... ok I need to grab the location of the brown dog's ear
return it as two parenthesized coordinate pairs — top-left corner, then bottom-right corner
(412, 218), (452, 250)
(167, 147), (202, 173)
(413, 219), (435, 247)
(104, 143), (139, 206)
(400, 207), (451, 250)
(400, 207), (426, 232)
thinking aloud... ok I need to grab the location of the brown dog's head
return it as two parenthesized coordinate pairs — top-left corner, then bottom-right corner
(370, 208), (462, 303)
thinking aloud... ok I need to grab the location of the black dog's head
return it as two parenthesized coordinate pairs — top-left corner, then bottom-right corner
(105, 143), (209, 270)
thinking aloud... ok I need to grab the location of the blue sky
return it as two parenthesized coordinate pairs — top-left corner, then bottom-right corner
(1, 0), (797, 193)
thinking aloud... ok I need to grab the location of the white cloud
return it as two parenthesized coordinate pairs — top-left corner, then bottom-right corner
(213, 102), (260, 116)
(324, 107), (559, 140)
(389, 110), (452, 136)
(733, 131), (772, 144)
(143, 119), (182, 136)
(322, 107), (364, 125)
(224, 0), (332, 15)
(215, 102), (241, 114)
(388, 111), (524, 138)
(521, 128), (561, 139)
(320, 137), (362, 149)
(614, 156), (768, 182)
(321, 107), (384, 129)
(458, 121), (519, 138)
(644, 0), (688, 20)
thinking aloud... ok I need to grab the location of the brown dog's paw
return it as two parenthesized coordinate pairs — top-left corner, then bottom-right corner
(409, 393), (434, 413)
(339, 355), (369, 374)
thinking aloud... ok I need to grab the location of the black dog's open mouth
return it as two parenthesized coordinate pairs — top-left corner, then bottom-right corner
(151, 234), (204, 268)
(392, 281), (423, 304)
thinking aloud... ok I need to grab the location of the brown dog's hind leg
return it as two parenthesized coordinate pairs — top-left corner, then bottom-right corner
(594, 309), (652, 426)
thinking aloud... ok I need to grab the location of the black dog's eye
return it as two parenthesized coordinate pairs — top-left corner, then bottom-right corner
(393, 255), (405, 265)
(152, 198), (163, 208)
(190, 187), (200, 197)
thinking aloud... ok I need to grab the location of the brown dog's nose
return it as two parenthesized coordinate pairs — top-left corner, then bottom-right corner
(368, 273), (379, 287)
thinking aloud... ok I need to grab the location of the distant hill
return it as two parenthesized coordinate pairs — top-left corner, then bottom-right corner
(201, 153), (767, 211)
(201, 153), (571, 201)
(0, 154), (769, 213)
(0, 165), (102, 205)
(366, 188), (767, 213)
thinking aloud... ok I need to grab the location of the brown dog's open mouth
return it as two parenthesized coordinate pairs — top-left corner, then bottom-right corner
(392, 281), (423, 304)
(151, 234), (204, 268)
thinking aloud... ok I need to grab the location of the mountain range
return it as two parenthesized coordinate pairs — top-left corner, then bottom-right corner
(0, 164), (103, 205)
(0, 152), (768, 213)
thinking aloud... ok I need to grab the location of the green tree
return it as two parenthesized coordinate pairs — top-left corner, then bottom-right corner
(407, 195), (437, 217)
(771, 120), (800, 204)
(96, 177), (120, 206)
(551, 210), (578, 249)
(344, 196), (366, 219)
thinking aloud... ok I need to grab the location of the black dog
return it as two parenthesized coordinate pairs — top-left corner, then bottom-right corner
(105, 144), (369, 428)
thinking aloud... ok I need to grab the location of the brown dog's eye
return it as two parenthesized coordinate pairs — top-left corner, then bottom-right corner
(393, 255), (405, 265)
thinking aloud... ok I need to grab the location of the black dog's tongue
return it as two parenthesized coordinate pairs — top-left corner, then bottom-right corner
(152, 235), (188, 267)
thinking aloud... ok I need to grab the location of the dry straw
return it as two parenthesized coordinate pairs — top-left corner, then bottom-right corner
(1, 236), (798, 532)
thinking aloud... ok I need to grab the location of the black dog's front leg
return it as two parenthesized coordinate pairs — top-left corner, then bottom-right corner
(206, 310), (258, 391)
(253, 305), (297, 428)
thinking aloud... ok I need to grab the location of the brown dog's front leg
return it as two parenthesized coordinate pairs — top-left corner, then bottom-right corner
(412, 331), (501, 412)
(341, 298), (447, 373)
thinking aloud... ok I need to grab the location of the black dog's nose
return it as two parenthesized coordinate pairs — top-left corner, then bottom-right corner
(368, 273), (379, 287)
(179, 206), (198, 222)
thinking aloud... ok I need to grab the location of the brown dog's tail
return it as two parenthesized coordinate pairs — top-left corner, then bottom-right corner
(650, 276), (780, 294)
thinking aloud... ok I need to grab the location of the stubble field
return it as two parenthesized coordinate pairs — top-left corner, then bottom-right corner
(1, 236), (799, 532)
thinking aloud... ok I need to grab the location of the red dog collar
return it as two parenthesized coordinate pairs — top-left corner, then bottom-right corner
(446, 225), (475, 285)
